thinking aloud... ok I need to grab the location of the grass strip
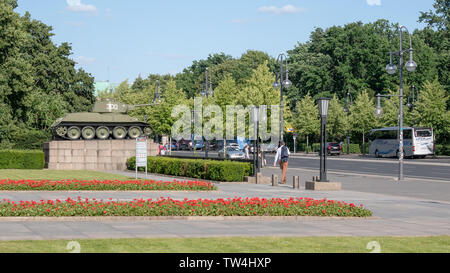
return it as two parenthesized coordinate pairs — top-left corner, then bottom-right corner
(0, 236), (448, 253)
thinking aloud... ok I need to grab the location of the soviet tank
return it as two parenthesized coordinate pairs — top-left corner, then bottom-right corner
(51, 99), (153, 140)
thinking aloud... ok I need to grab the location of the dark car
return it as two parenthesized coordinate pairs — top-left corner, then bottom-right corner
(178, 139), (191, 150)
(327, 142), (342, 155)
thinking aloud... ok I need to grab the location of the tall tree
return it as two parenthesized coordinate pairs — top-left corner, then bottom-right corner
(293, 93), (320, 152)
(410, 78), (450, 144)
(326, 95), (349, 141)
(349, 90), (377, 154)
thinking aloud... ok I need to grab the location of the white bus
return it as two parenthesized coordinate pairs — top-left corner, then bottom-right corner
(368, 127), (434, 159)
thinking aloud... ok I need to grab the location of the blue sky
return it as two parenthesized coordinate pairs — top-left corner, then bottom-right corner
(16, 0), (435, 84)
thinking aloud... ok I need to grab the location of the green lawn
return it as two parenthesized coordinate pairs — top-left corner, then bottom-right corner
(0, 169), (133, 181)
(0, 236), (448, 253)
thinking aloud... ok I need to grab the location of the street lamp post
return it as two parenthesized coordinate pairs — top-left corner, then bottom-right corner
(152, 80), (161, 104)
(318, 98), (330, 182)
(252, 107), (259, 179)
(406, 85), (419, 110)
(200, 68), (214, 158)
(343, 92), (353, 154)
(273, 53), (292, 142)
(384, 25), (417, 181)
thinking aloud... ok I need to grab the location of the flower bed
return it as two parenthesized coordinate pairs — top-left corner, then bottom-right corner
(0, 179), (217, 191)
(0, 197), (372, 217)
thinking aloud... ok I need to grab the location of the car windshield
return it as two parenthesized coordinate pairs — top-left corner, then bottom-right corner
(227, 147), (240, 151)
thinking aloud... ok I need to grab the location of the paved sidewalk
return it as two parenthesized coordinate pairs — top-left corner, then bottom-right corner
(0, 170), (449, 241)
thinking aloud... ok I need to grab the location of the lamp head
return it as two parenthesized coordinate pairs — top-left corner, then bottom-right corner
(386, 63), (397, 75)
(405, 60), (417, 72)
(318, 97), (330, 118)
(282, 79), (292, 88)
(273, 81), (281, 89)
(374, 106), (383, 118)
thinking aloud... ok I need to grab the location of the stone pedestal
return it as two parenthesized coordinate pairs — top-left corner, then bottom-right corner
(245, 173), (271, 184)
(305, 181), (342, 191)
(44, 139), (158, 171)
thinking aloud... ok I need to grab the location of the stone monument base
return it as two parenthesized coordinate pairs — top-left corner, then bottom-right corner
(305, 181), (342, 191)
(44, 139), (158, 171)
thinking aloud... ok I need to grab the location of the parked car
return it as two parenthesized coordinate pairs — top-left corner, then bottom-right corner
(206, 141), (216, 150)
(260, 143), (278, 153)
(178, 139), (191, 150)
(227, 143), (241, 150)
(218, 146), (246, 159)
(326, 142), (342, 155)
(165, 141), (179, 151)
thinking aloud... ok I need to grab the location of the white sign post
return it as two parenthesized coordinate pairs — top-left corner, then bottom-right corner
(136, 136), (148, 179)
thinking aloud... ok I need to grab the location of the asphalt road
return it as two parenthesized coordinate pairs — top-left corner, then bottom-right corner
(169, 150), (450, 181)
(265, 155), (450, 182)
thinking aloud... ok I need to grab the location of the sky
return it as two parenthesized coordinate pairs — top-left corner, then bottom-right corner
(16, 0), (436, 84)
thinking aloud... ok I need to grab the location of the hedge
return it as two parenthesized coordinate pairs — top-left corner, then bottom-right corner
(127, 156), (253, 182)
(435, 144), (450, 156)
(0, 150), (44, 169)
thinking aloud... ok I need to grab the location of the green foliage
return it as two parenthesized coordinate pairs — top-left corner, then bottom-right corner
(293, 93), (320, 148)
(341, 144), (361, 154)
(434, 144), (450, 156)
(0, 2), (94, 147)
(349, 90), (376, 149)
(0, 150), (44, 169)
(127, 156), (253, 182)
(410, 79), (450, 144)
(326, 95), (348, 141)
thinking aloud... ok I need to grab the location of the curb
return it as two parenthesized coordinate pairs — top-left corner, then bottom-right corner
(0, 216), (380, 222)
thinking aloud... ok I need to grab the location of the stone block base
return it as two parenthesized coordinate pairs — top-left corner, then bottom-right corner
(245, 173), (271, 184)
(305, 181), (342, 191)
(44, 139), (158, 171)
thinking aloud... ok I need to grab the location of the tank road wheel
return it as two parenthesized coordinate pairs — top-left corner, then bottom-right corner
(128, 126), (143, 139)
(143, 126), (152, 136)
(67, 126), (81, 140)
(96, 126), (110, 140)
(112, 126), (127, 139)
(55, 126), (68, 137)
(81, 126), (96, 140)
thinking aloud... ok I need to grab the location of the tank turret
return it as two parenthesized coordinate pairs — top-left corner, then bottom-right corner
(51, 99), (153, 140)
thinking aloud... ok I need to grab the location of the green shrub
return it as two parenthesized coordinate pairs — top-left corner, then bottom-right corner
(360, 143), (369, 154)
(127, 156), (253, 182)
(0, 150), (44, 169)
(341, 144), (361, 154)
(13, 130), (50, 150)
(435, 144), (450, 156)
(312, 143), (320, 152)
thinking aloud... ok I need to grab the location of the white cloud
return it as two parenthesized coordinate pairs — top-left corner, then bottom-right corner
(66, 0), (97, 14)
(74, 56), (95, 65)
(258, 5), (306, 15)
(366, 0), (381, 6)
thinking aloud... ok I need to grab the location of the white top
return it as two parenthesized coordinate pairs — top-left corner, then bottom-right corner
(273, 145), (290, 166)
(244, 147), (250, 159)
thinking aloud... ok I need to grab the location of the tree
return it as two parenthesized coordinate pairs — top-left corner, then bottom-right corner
(0, 1), (95, 147)
(293, 93), (320, 152)
(410, 79), (450, 144)
(417, 0), (450, 102)
(326, 95), (348, 141)
(145, 79), (187, 137)
(349, 90), (377, 154)
(238, 61), (278, 107)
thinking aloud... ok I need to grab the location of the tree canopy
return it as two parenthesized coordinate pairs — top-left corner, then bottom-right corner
(0, 1), (95, 148)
